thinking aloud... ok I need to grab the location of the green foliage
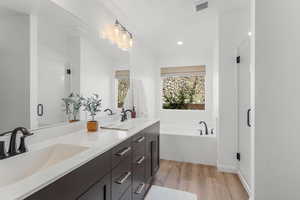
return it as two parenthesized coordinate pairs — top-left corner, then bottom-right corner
(82, 94), (102, 121)
(118, 79), (129, 108)
(162, 76), (205, 110)
(62, 93), (84, 121)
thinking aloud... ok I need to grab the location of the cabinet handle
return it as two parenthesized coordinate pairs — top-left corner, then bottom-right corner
(115, 147), (131, 156)
(115, 172), (131, 184)
(136, 156), (145, 165)
(103, 185), (107, 200)
(136, 136), (145, 143)
(135, 183), (145, 194)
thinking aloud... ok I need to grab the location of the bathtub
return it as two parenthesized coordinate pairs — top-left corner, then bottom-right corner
(160, 123), (217, 166)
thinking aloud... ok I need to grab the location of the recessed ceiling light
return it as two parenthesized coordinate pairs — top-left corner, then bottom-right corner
(177, 41), (183, 45)
(248, 32), (252, 36)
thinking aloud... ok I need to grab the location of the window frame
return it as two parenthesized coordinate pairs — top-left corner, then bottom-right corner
(113, 67), (131, 112)
(160, 66), (206, 112)
(115, 77), (130, 110)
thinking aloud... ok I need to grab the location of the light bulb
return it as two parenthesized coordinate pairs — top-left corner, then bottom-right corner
(129, 38), (133, 48)
(107, 24), (116, 44)
(101, 31), (106, 39)
(103, 22), (133, 50)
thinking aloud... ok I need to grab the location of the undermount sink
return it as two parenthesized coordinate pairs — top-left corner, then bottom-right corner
(0, 144), (89, 187)
(102, 118), (149, 131)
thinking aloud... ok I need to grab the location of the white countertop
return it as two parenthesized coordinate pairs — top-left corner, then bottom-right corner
(0, 118), (159, 200)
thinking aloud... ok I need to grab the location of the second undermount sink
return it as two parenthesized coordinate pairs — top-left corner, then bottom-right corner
(0, 144), (89, 187)
(102, 118), (149, 131)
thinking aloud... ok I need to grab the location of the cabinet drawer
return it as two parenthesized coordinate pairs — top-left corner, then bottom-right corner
(112, 139), (132, 168)
(120, 187), (132, 200)
(132, 161), (146, 200)
(78, 173), (111, 200)
(133, 146), (145, 166)
(131, 132), (145, 151)
(25, 150), (111, 200)
(112, 155), (132, 200)
(132, 153), (146, 171)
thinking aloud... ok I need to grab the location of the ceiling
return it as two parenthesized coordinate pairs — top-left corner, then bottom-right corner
(99, 0), (249, 58)
(0, 0), (249, 59)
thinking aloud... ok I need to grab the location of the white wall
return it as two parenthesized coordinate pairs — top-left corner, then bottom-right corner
(50, 0), (114, 31)
(0, 12), (30, 132)
(255, 0), (300, 199)
(130, 40), (158, 118)
(218, 8), (250, 171)
(155, 14), (219, 130)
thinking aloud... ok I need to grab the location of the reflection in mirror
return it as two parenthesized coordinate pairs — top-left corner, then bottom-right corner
(78, 28), (130, 123)
(0, 0), (132, 132)
(0, 7), (30, 133)
(36, 10), (80, 127)
(115, 69), (130, 109)
(33, 0), (132, 129)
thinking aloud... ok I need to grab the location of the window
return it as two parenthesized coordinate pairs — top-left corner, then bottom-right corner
(161, 66), (205, 110)
(115, 70), (130, 108)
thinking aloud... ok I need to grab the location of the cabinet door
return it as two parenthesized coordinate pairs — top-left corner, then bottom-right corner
(145, 137), (152, 182)
(120, 187), (132, 200)
(78, 174), (111, 200)
(26, 151), (111, 200)
(145, 123), (160, 181)
(151, 136), (160, 176)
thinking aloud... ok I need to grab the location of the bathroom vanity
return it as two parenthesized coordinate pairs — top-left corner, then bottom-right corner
(24, 121), (160, 200)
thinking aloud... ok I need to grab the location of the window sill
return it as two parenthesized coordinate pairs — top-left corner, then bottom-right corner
(160, 109), (206, 112)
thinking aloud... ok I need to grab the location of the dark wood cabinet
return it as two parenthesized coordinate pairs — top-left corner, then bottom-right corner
(25, 150), (111, 200)
(145, 123), (160, 188)
(25, 122), (160, 200)
(132, 161), (146, 200)
(78, 174), (111, 200)
(151, 137), (160, 176)
(120, 186), (132, 200)
(112, 153), (132, 200)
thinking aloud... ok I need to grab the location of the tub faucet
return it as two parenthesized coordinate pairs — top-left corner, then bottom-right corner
(104, 108), (114, 115)
(199, 121), (208, 135)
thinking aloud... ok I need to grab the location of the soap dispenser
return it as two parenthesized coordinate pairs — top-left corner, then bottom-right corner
(131, 106), (136, 118)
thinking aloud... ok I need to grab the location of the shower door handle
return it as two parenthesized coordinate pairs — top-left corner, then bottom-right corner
(37, 104), (44, 117)
(247, 109), (251, 127)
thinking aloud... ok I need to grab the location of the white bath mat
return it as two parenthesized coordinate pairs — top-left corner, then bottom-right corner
(145, 185), (198, 200)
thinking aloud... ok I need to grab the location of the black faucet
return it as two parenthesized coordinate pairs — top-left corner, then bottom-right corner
(0, 127), (33, 159)
(121, 108), (133, 122)
(199, 121), (209, 135)
(104, 108), (114, 115)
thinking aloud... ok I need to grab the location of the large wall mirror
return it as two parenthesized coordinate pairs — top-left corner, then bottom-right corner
(0, 0), (131, 132)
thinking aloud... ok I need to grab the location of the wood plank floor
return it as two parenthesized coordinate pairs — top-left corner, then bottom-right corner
(153, 160), (249, 200)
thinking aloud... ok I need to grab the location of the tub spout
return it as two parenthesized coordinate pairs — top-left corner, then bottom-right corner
(199, 121), (208, 135)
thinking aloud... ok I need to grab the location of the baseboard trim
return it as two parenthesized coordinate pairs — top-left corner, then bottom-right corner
(160, 156), (216, 167)
(217, 165), (237, 173)
(237, 170), (252, 199)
